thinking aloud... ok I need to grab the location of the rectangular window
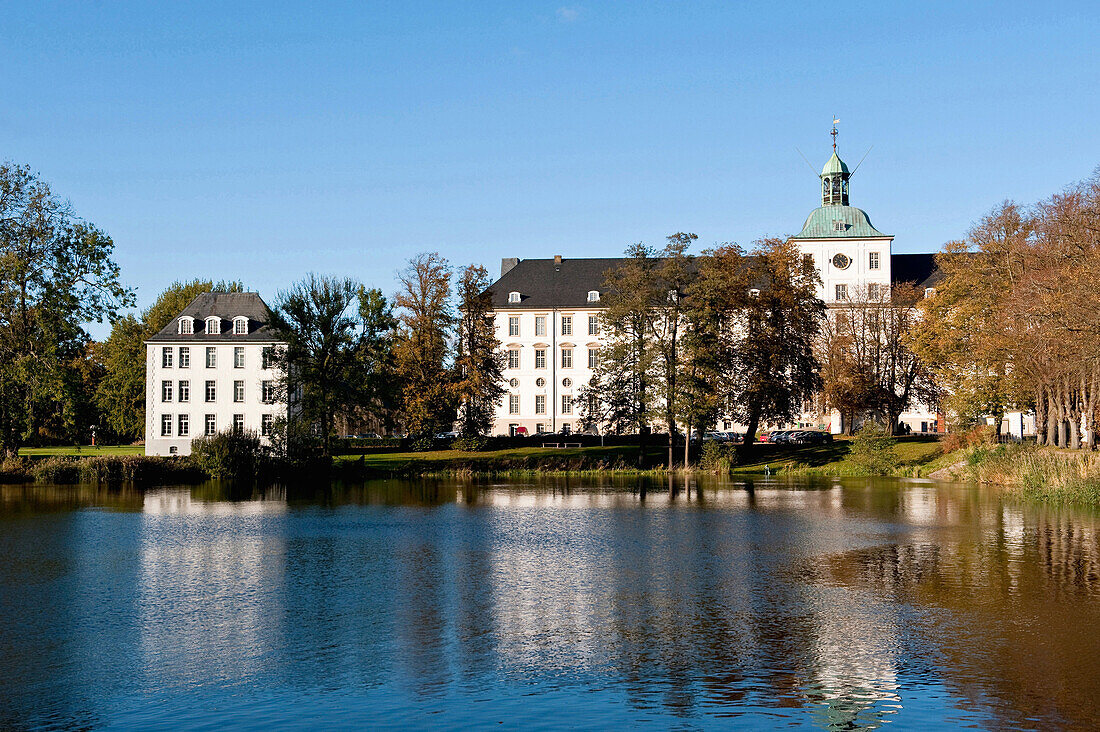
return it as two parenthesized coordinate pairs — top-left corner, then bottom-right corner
(261, 414), (273, 437)
(588, 348), (598, 369)
(535, 316), (546, 337)
(535, 395), (546, 414)
(534, 349), (546, 369)
(868, 283), (881, 300)
(561, 395), (573, 414)
(161, 380), (173, 402)
(178, 380), (190, 403)
(561, 348), (573, 368)
(588, 315), (598, 336)
(179, 347), (190, 368)
(508, 349), (520, 369)
(205, 414), (216, 436)
(161, 414), (172, 437)
(508, 316), (520, 337)
(234, 380), (245, 403)
(561, 316), (572, 336)
(262, 347), (274, 369)
(262, 380), (275, 403)
(536, 423), (546, 434)
(177, 414), (189, 437)
(233, 414), (245, 434)
(162, 347), (173, 368)
(205, 380), (216, 402)
(179, 318), (193, 335)
(509, 394), (520, 414)
(835, 284), (848, 301)
(234, 347), (245, 368)
(869, 251), (880, 270)
(206, 347), (217, 368)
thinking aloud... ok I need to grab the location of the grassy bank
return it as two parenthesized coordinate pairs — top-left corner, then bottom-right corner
(735, 437), (944, 477)
(18, 445), (144, 457)
(961, 443), (1100, 505)
(335, 445), (673, 476)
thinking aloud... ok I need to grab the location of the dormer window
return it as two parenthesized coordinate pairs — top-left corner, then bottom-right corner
(832, 220), (847, 232)
(587, 290), (600, 303)
(233, 317), (248, 335)
(178, 317), (194, 335)
(748, 288), (760, 298)
(924, 287), (936, 299)
(508, 291), (521, 304)
(205, 317), (221, 335)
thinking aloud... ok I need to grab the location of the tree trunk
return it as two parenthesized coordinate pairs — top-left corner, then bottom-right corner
(1035, 387), (1047, 446)
(683, 413), (692, 468)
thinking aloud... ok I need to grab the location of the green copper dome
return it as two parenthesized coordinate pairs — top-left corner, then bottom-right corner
(792, 205), (889, 239)
(821, 151), (849, 176)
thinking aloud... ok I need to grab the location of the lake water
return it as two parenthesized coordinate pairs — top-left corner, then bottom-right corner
(2, 476), (1099, 730)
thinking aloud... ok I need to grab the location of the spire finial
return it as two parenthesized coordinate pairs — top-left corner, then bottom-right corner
(831, 117), (839, 152)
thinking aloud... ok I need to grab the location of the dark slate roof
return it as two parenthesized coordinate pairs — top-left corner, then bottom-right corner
(486, 258), (629, 309)
(890, 253), (942, 289)
(145, 292), (281, 343)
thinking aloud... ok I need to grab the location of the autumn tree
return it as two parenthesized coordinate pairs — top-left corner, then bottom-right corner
(0, 162), (133, 455)
(650, 233), (696, 467)
(393, 252), (457, 437)
(453, 264), (505, 435)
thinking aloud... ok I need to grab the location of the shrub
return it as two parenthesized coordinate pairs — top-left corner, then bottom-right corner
(941, 423), (995, 453)
(698, 441), (737, 473)
(189, 429), (264, 480)
(31, 457), (82, 484)
(849, 423), (900, 476)
(450, 435), (489, 452)
(409, 436), (436, 452)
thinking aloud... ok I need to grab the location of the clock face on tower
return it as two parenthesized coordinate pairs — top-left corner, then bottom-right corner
(832, 253), (851, 270)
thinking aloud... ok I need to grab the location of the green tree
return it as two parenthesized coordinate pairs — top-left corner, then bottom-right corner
(651, 233), (696, 467)
(725, 238), (824, 446)
(393, 252), (456, 437)
(353, 286), (399, 433)
(268, 274), (363, 457)
(0, 162), (133, 455)
(453, 264), (505, 435)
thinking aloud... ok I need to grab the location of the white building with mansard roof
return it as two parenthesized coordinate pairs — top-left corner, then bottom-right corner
(482, 144), (947, 437)
(144, 292), (289, 456)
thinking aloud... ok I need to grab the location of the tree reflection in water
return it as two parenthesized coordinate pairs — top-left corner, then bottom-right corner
(0, 477), (1098, 730)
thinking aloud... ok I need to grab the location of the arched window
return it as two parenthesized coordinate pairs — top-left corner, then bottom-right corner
(587, 290), (600, 302)
(178, 317), (194, 334)
(233, 316), (248, 335)
(508, 291), (521, 304)
(205, 317), (221, 334)
(748, 288), (760, 298)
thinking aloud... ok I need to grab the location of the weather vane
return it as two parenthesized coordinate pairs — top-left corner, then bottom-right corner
(831, 117), (840, 151)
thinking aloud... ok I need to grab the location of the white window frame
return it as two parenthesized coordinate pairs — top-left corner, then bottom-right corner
(179, 347), (190, 368)
(205, 414), (217, 436)
(508, 291), (521, 304)
(178, 380), (190, 403)
(205, 380), (216, 403)
(562, 395), (573, 414)
(588, 315), (598, 336)
(508, 316), (519, 337)
(232, 414), (245, 433)
(588, 348), (598, 369)
(509, 394), (520, 414)
(561, 316), (572, 336)
(177, 414), (189, 437)
(234, 346), (245, 368)
(261, 414), (273, 437)
(161, 414), (172, 437)
(535, 394), (546, 415)
(161, 380), (173, 402)
(561, 348), (573, 368)
(869, 251), (881, 270)
(587, 290), (600, 303)
(233, 317), (248, 335)
(507, 349), (520, 369)
(262, 347), (274, 370)
(534, 349), (547, 369)
(162, 347), (173, 368)
(535, 316), (546, 337)
(835, 284), (848, 301)
(233, 380), (245, 403)
(178, 317), (194, 334)
(205, 317), (221, 334)
(262, 380), (275, 404)
(206, 347), (217, 368)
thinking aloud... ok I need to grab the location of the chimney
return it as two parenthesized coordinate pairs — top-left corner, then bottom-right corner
(554, 254), (562, 272)
(500, 257), (519, 278)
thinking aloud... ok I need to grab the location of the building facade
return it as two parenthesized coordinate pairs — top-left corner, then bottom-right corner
(485, 146), (946, 436)
(144, 292), (287, 456)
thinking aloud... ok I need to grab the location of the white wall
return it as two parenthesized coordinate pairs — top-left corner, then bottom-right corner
(145, 341), (287, 456)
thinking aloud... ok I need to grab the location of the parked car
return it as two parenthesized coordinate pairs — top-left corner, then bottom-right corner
(789, 430), (832, 445)
(434, 431), (460, 440)
(724, 432), (744, 443)
(703, 431), (730, 442)
(770, 430), (796, 444)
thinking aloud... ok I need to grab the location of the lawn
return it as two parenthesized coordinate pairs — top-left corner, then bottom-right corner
(336, 444), (668, 473)
(732, 436), (945, 476)
(18, 445), (145, 457)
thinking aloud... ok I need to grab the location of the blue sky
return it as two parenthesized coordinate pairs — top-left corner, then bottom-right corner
(3, 1), (1098, 336)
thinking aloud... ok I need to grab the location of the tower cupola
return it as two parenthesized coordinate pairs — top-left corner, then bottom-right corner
(820, 119), (850, 206)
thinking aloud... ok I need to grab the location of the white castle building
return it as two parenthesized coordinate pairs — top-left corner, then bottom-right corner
(144, 292), (288, 456)
(484, 145), (945, 437)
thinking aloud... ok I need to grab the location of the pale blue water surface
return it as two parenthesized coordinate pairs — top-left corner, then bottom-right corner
(2, 477), (1098, 730)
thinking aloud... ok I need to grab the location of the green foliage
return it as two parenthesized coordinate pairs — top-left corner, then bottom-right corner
(409, 436), (436, 452)
(453, 264), (505, 435)
(450, 434), (489, 452)
(698, 440), (737, 473)
(849, 423), (900, 475)
(0, 162), (134, 454)
(188, 430), (264, 480)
